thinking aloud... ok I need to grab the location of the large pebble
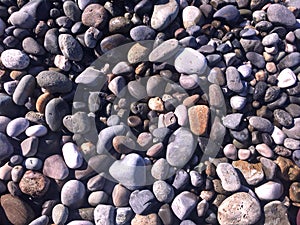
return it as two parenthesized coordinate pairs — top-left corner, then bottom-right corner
(174, 48), (207, 75)
(277, 68), (296, 88)
(151, 0), (179, 31)
(232, 161), (264, 185)
(182, 6), (203, 28)
(6, 117), (29, 137)
(43, 154), (69, 180)
(249, 116), (273, 133)
(58, 34), (83, 61)
(188, 105), (209, 136)
(94, 204), (115, 225)
(171, 191), (198, 220)
(129, 189), (157, 214)
(166, 128), (195, 168)
(254, 181), (283, 200)
(61, 180), (86, 208)
(36, 71), (72, 93)
(1, 194), (35, 225)
(62, 142), (83, 169)
(267, 4), (296, 27)
(1, 49), (30, 70)
(22, 37), (45, 55)
(216, 163), (241, 192)
(153, 180), (174, 203)
(116, 207), (133, 225)
(217, 192), (261, 225)
(52, 204), (69, 225)
(130, 25), (156, 41)
(25, 125), (47, 137)
(82, 4), (108, 29)
(222, 113), (243, 130)
(149, 39), (180, 62)
(45, 98), (69, 132)
(44, 28), (60, 54)
(213, 5), (240, 24)
(13, 74), (36, 106)
(264, 201), (290, 225)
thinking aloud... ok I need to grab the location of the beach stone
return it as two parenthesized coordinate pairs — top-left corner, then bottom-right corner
(149, 39), (180, 63)
(284, 138), (300, 150)
(0, 18), (5, 36)
(25, 157), (43, 170)
(230, 96), (247, 110)
(255, 181), (283, 200)
(260, 157), (277, 180)
(0, 132), (13, 161)
(182, 6), (203, 28)
(166, 127), (195, 168)
(45, 98), (69, 132)
(274, 109), (293, 127)
(13, 74), (36, 105)
(264, 201), (290, 225)
(232, 161), (264, 185)
(62, 142), (83, 169)
(61, 180), (86, 208)
(22, 37), (45, 55)
(25, 125), (47, 137)
(130, 25), (156, 41)
(262, 33), (279, 46)
(153, 180), (174, 203)
(28, 215), (49, 225)
(222, 113), (243, 130)
(278, 52), (300, 70)
(84, 27), (102, 48)
(148, 97), (164, 112)
(290, 182), (300, 203)
(217, 192), (261, 225)
(112, 184), (131, 207)
(109, 153), (146, 189)
(293, 151), (300, 168)
(256, 143), (274, 158)
(43, 154), (69, 180)
(19, 170), (50, 198)
(54, 55), (71, 71)
(9, 11), (36, 29)
(44, 28), (60, 54)
(179, 74), (199, 90)
(283, 118), (300, 139)
(63, 0), (81, 22)
(3, 80), (18, 96)
(188, 105), (209, 136)
(1, 49), (30, 70)
(100, 34), (130, 53)
(246, 52), (265, 69)
(237, 65), (252, 78)
(88, 191), (109, 206)
(52, 204), (69, 225)
(276, 156), (300, 181)
(109, 16), (132, 34)
(286, 104), (300, 118)
(58, 34), (83, 61)
(131, 214), (161, 225)
(116, 207), (133, 225)
(226, 67), (244, 93)
(151, 158), (172, 180)
(6, 117), (29, 137)
(207, 67), (226, 85)
(151, 0), (179, 31)
(265, 86), (281, 103)
(174, 48), (207, 75)
(63, 112), (91, 134)
(128, 42), (151, 64)
(249, 116), (273, 133)
(0, 117), (11, 133)
(87, 173), (106, 192)
(174, 104), (188, 127)
(129, 189), (157, 214)
(277, 68), (297, 88)
(214, 5), (240, 23)
(112, 136), (136, 154)
(82, 4), (108, 29)
(171, 191), (198, 220)
(223, 144), (237, 160)
(267, 4), (296, 27)
(0, 162), (12, 180)
(1, 194), (35, 225)
(94, 204), (115, 225)
(216, 163), (241, 192)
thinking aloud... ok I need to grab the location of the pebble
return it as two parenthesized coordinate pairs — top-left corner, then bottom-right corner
(62, 142), (83, 169)
(216, 163), (241, 192)
(171, 191), (198, 220)
(9, 11), (36, 29)
(52, 204), (69, 225)
(44, 28), (60, 54)
(63, 112), (91, 134)
(61, 180), (86, 208)
(25, 125), (47, 137)
(223, 144), (237, 160)
(25, 157), (43, 170)
(1, 194), (35, 225)
(129, 189), (157, 214)
(67, 221), (94, 225)
(43, 154), (69, 180)
(82, 4), (108, 29)
(249, 116), (273, 133)
(255, 181), (284, 200)
(217, 192), (261, 225)
(188, 105), (209, 136)
(153, 180), (174, 203)
(232, 160), (264, 185)
(222, 113), (243, 130)
(174, 48), (207, 75)
(213, 5), (240, 24)
(63, 0), (81, 22)
(267, 4), (296, 27)
(127, 42), (151, 64)
(276, 156), (300, 181)
(246, 52), (265, 69)
(58, 34), (83, 61)
(151, 158), (172, 180)
(264, 201), (290, 225)
(0, 18), (5, 36)
(182, 6), (203, 29)
(94, 204), (115, 225)
(151, 0), (179, 31)
(262, 33), (279, 46)
(0, 49), (30, 70)
(112, 184), (131, 207)
(237, 65), (252, 78)
(88, 191), (109, 206)
(116, 207), (133, 225)
(22, 37), (45, 55)
(3, 80), (18, 96)
(230, 95), (247, 110)
(149, 39), (180, 62)
(130, 25), (156, 41)
(54, 55), (71, 71)
(0, 132), (13, 161)
(6, 117), (29, 137)
(19, 170), (50, 198)
(277, 68), (297, 88)
(28, 215), (49, 225)
(109, 153), (146, 189)
(289, 182), (300, 203)
(166, 127), (195, 168)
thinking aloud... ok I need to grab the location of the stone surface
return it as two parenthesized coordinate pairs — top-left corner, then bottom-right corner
(255, 181), (283, 200)
(153, 180), (174, 203)
(36, 71), (72, 94)
(61, 180), (86, 209)
(249, 116), (273, 133)
(149, 39), (180, 62)
(263, 201), (290, 225)
(171, 191), (198, 220)
(58, 34), (83, 61)
(267, 4), (296, 27)
(6, 117), (29, 137)
(217, 192), (261, 225)
(12, 74), (36, 106)
(45, 98), (69, 132)
(188, 105), (209, 136)
(43, 154), (69, 180)
(131, 214), (162, 225)
(232, 161), (264, 185)
(94, 204), (115, 225)
(216, 163), (241, 192)
(62, 142), (83, 169)
(277, 68), (297, 88)
(1, 49), (30, 70)
(52, 204), (69, 225)
(213, 5), (240, 24)
(182, 6), (203, 29)
(129, 189), (157, 214)
(82, 4), (108, 29)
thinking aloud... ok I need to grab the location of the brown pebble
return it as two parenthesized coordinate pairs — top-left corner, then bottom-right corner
(19, 170), (50, 198)
(255, 70), (267, 81)
(10, 70), (26, 80)
(183, 94), (200, 107)
(131, 213), (162, 225)
(266, 62), (277, 73)
(188, 105), (210, 136)
(147, 142), (164, 158)
(275, 156), (300, 181)
(81, 4), (108, 29)
(112, 136), (136, 154)
(112, 184), (131, 207)
(289, 182), (300, 203)
(1, 194), (35, 225)
(127, 115), (142, 127)
(36, 92), (53, 113)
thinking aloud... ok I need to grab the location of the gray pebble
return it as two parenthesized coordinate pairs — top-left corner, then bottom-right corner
(153, 180), (174, 203)
(58, 34), (83, 61)
(13, 74), (36, 106)
(22, 37), (45, 55)
(129, 189), (157, 214)
(61, 180), (86, 209)
(116, 207), (133, 225)
(24, 157), (43, 170)
(1, 49), (30, 70)
(0, 132), (13, 161)
(6, 117), (29, 137)
(249, 116), (274, 133)
(94, 204), (115, 225)
(52, 204), (69, 225)
(216, 163), (241, 192)
(171, 191), (198, 220)
(226, 66), (244, 93)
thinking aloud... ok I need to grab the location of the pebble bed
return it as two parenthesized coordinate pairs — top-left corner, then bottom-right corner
(0, 0), (300, 224)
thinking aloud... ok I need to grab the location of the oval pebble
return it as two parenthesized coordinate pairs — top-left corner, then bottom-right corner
(6, 117), (29, 137)
(0, 49), (30, 70)
(25, 125), (47, 137)
(62, 142), (83, 169)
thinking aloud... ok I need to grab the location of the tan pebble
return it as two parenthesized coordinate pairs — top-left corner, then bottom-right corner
(131, 213), (162, 225)
(183, 94), (200, 107)
(10, 70), (26, 80)
(36, 92), (53, 113)
(275, 156), (300, 181)
(188, 105), (209, 136)
(148, 97), (164, 112)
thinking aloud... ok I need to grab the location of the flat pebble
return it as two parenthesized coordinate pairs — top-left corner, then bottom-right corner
(130, 25), (156, 41)
(217, 192), (261, 225)
(249, 116), (274, 133)
(52, 204), (69, 225)
(188, 105), (209, 136)
(277, 68), (297, 88)
(264, 201), (290, 225)
(24, 157), (43, 170)
(1, 49), (30, 70)
(171, 191), (198, 220)
(62, 142), (83, 169)
(149, 39), (180, 62)
(58, 34), (83, 61)
(255, 181), (283, 200)
(267, 4), (296, 27)
(182, 6), (203, 29)
(216, 163), (241, 192)
(45, 98), (69, 132)
(43, 154), (69, 180)
(25, 125), (47, 137)
(6, 117), (29, 137)
(13, 74), (36, 106)
(82, 4), (108, 29)
(230, 95), (247, 110)
(61, 180), (86, 208)
(222, 113), (243, 130)
(22, 37), (45, 55)
(213, 5), (240, 24)
(129, 189), (157, 214)
(112, 184), (131, 207)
